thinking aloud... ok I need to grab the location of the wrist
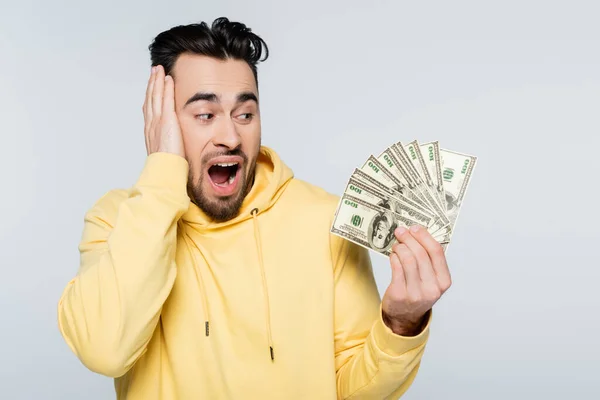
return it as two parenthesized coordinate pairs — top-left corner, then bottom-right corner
(155, 147), (186, 159)
(136, 152), (189, 195)
(382, 310), (429, 337)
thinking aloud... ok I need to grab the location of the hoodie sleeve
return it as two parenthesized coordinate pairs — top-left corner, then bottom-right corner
(57, 152), (190, 378)
(331, 233), (431, 400)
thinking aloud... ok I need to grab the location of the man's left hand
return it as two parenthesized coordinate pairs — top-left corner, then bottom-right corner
(381, 225), (452, 336)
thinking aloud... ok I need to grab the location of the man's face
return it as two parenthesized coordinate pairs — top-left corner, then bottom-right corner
(375, 219), (389, 239)
(172, 54), (261, 221)
(373, 218), (390, 248)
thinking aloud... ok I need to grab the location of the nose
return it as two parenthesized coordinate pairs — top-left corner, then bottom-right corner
(211, 117), (241, 150)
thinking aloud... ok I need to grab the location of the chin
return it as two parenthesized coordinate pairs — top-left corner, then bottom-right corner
(201, 196), (245, 222)
(187, 151), (257, 221)
(188, 178), (246, 222)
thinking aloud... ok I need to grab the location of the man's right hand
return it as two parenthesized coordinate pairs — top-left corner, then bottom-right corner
(143, 65), (185, 158)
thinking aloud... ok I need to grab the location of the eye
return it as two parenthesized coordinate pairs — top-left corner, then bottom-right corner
(237, 113), (254, 121)
(195, 113), (214, 121)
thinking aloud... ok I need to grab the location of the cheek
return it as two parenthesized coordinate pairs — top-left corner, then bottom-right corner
(188, 163), (206, 188)
(240, 124), (261, 155)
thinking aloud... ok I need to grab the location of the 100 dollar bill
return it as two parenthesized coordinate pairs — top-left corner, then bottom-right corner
(420, 141), (446, 207)
(389, 143), (450, 226)
(439, 148), (478, 235)
(405, 140), (446, 208)
(331, 193), (448, 257)
(350, 168), (451, 239)
(346, 173), (450, 241)
(373, 149), (452, 238)
(351, 168), (438, 223)
(361, 155), (434, 216)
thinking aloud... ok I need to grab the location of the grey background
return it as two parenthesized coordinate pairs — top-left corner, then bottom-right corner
(1, 0), (599, 399)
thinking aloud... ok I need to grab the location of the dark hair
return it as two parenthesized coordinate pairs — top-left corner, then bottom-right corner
(148, 17), (269, 86)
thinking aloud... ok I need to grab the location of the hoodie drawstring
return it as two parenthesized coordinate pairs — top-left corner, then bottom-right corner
(251, 208), (275, 362)
(183, 231), (211, 337)
(181, 210), (275, 362)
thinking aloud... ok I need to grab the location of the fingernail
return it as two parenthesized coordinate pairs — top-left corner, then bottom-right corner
(396, 227), (407, 235)
(410, 225), (420, 233)
(151, 66), (156, 73)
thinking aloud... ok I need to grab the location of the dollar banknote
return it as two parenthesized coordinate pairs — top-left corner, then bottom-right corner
(419, 141), (446, 207)
(331, 193), (449, 256)
(404, 140), (446, 209)
(439, 148), (477, 233)
(342, 174), (448, 241)
(350, 168), (438, 223)
(350, 169), (450, 240)
(360, 155), (432, 213)
(331, 139), (477, 256)
(375, 145), (452, 242)
(362, 154), (452, 240)
(389, 143), (449, 225)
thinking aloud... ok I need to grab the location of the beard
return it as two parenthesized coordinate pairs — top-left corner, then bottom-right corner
(187, 148), (257, 222)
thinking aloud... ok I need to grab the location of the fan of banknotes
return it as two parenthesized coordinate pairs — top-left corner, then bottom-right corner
(331, 140), (477, 256)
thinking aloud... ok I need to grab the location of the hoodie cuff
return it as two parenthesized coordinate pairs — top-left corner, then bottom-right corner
(135, 152), (189, 195)
(371, 305), (431, 358)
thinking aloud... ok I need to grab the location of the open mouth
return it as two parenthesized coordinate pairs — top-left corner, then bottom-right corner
(208, 163), (239, 186)
(206, 157), (244, 196)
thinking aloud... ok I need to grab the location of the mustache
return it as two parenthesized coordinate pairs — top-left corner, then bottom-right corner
(201, 149), (248, 166)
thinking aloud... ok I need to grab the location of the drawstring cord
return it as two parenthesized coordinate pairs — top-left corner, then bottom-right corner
(251, 208), (275, 362)
(183, 230), (211, 337)
(180, 210), (275, 361)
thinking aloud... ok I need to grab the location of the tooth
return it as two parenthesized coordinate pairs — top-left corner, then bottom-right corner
(228, 174), (235, 184)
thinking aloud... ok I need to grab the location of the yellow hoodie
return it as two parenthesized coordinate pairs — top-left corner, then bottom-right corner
(57, 146), (431, 399)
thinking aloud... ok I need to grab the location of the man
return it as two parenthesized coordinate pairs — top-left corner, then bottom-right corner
(57, 17), (452, 399)
(370, 213), (397, 251)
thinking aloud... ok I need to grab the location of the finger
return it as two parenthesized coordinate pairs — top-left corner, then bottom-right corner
(389, 252), (407, 289)
(391, 242), (420, 295)
(152, 65), (165, 118)
(395, 226), (437, 285)
(163, 75), (176, 114)
(406, 224), (452, 292)
(143, 67), (157, 153)
(144, 66), (156, 121)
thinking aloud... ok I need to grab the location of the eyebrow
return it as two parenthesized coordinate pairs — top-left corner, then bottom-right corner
(184, 91), (258, 108)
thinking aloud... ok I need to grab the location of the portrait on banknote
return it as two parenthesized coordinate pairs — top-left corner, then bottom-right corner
(367, 212), (397, 251)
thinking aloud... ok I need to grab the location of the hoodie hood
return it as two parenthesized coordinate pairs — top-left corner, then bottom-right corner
(181, 146), (294, 229)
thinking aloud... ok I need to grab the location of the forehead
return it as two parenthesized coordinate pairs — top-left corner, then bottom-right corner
(172, 53), (257, 104)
